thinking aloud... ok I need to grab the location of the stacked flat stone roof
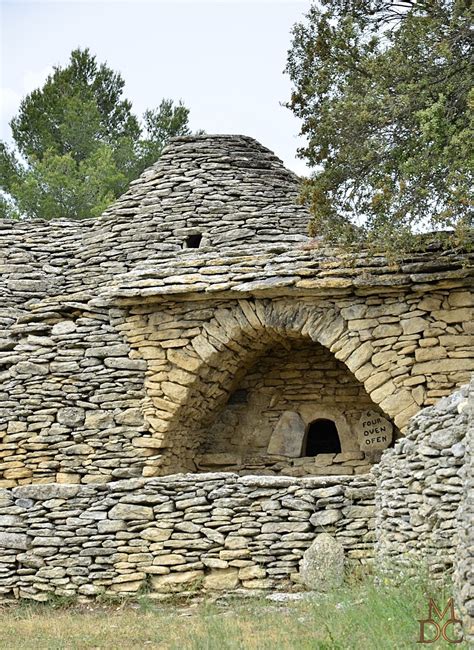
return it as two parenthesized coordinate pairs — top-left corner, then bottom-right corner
(1, 135), (308, 307)
(1, 134), (472, 318)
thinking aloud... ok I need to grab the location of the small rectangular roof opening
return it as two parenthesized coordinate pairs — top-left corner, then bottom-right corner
(185, 234), (202, 249)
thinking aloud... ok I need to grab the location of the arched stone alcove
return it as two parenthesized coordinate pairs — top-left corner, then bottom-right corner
(194, 337), (383, 475)
(125, 298), (408, 476)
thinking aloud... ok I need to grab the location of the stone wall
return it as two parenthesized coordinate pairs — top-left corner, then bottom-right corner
(374, 384), (470, 573)
(1, 310), (149, 487)
(0, 135), (310, 316)
(100, 135), (310, 249)
(2, 289), (472, 486)
(454, 381), (474, 644)
(0, 473), (374, 601)
(1, 134), (472, 487)
(375, 383), (474, 640)
(118, 292), (473, 476)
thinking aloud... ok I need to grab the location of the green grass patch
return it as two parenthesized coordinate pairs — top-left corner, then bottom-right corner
(0, 570), (467, 649)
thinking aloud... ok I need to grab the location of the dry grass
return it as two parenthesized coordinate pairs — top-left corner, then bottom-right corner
(0, 572), (468, 650)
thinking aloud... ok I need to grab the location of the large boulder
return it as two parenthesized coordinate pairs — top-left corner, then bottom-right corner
(299, 533), (344, 591)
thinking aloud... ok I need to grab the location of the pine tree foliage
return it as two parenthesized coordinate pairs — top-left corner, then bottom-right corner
(1, 49), (192, 220)
(286, 0), (473, 250)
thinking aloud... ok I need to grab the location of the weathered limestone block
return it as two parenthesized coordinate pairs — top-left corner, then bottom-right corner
(343, 505), (374, 518)
(299, 534), (344, 591)
(161, 381), (188, 402)
(132, 437), (165, 449)
(430, 427), (463, 449)
(115, 408), (143, 426)
(313, 454), (335, 467)
(267, 411), (306, 457)
(64, 444), (92, 455)
(415, 347), (447, 362)
(238, 566), (266, 580)
(85, 344), (130, 358)
(412, 358), (474, 375)
(6, 421), (27, 434)
(57, 408), (85, 427)
(432, 308), (473, 324)
(401, 316), (428, 335)
(372, 324), (402, 338)
(108, 503), (154, 521)
(309, 510), (342, 528)
(3, 468), (32, 479)
(167, 349), (201, 372)
(98, 520), (126, 533)
(346, 341), (374, 371)
(224, 536), (248, 549)
(0, 515), (23, 526)
(379, 390), (415, 419)
(141, 528), (172, 542)
(14, 484), (80, 499)
(104, 357), (147, 370)
(84, 411), (115, 428)
(0, 531), (28, 550)
(191, 335), (219, 363)
(17, 552), (44, 568)
(356, 411), (393, 451)
(51, 321), (77, 336)
(150, 570), (204, 592)
(203, 569), (239, 590)
(15, 361), (49, 375)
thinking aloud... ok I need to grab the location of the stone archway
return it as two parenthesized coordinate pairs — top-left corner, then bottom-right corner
(128, 298), (419, 475)
(194, 336), (381, 475)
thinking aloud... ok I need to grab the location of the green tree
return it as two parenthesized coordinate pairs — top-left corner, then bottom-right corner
(286, 0), (473, 251)
(138, 99), (191, 171)
(10, 48), (140, 163)
(1, 48), (192, 220)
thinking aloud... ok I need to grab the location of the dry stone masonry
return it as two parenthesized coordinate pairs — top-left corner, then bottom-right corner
(1, 135), (472, 486)
(455, 382), (474, 644)
(375, 384), (470, 573)
(375, 382), (473, 643)
(0, 473), (374, 600)
(0, 134), (472, 636)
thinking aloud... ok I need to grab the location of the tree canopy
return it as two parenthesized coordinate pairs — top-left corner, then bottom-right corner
(286, 0), (473, 250)
(1, 48), (192, 220)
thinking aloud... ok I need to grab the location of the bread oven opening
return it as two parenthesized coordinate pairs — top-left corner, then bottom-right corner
(304, 419), (341, 456)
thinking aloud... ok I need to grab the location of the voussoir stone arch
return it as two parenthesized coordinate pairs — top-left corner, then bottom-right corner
(145, 298), (414, 474)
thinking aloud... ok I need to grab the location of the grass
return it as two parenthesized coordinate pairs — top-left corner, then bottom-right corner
(0, 570), (468, 650)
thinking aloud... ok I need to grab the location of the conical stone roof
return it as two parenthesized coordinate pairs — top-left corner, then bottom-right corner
(100, 134), (311, 250)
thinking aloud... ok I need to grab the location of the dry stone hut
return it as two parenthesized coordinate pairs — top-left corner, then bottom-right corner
(1, 134), (473, 486)
(0, 136), (473, 633)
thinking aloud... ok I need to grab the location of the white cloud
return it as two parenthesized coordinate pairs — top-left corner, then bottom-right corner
(1, 66), (52, 142)
(0, 87), (21, 140)
(0, 86), (21, 117)
(22, 66), (52, 94)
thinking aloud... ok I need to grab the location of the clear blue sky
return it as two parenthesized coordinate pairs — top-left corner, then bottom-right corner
(1, 0), (311, 174)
